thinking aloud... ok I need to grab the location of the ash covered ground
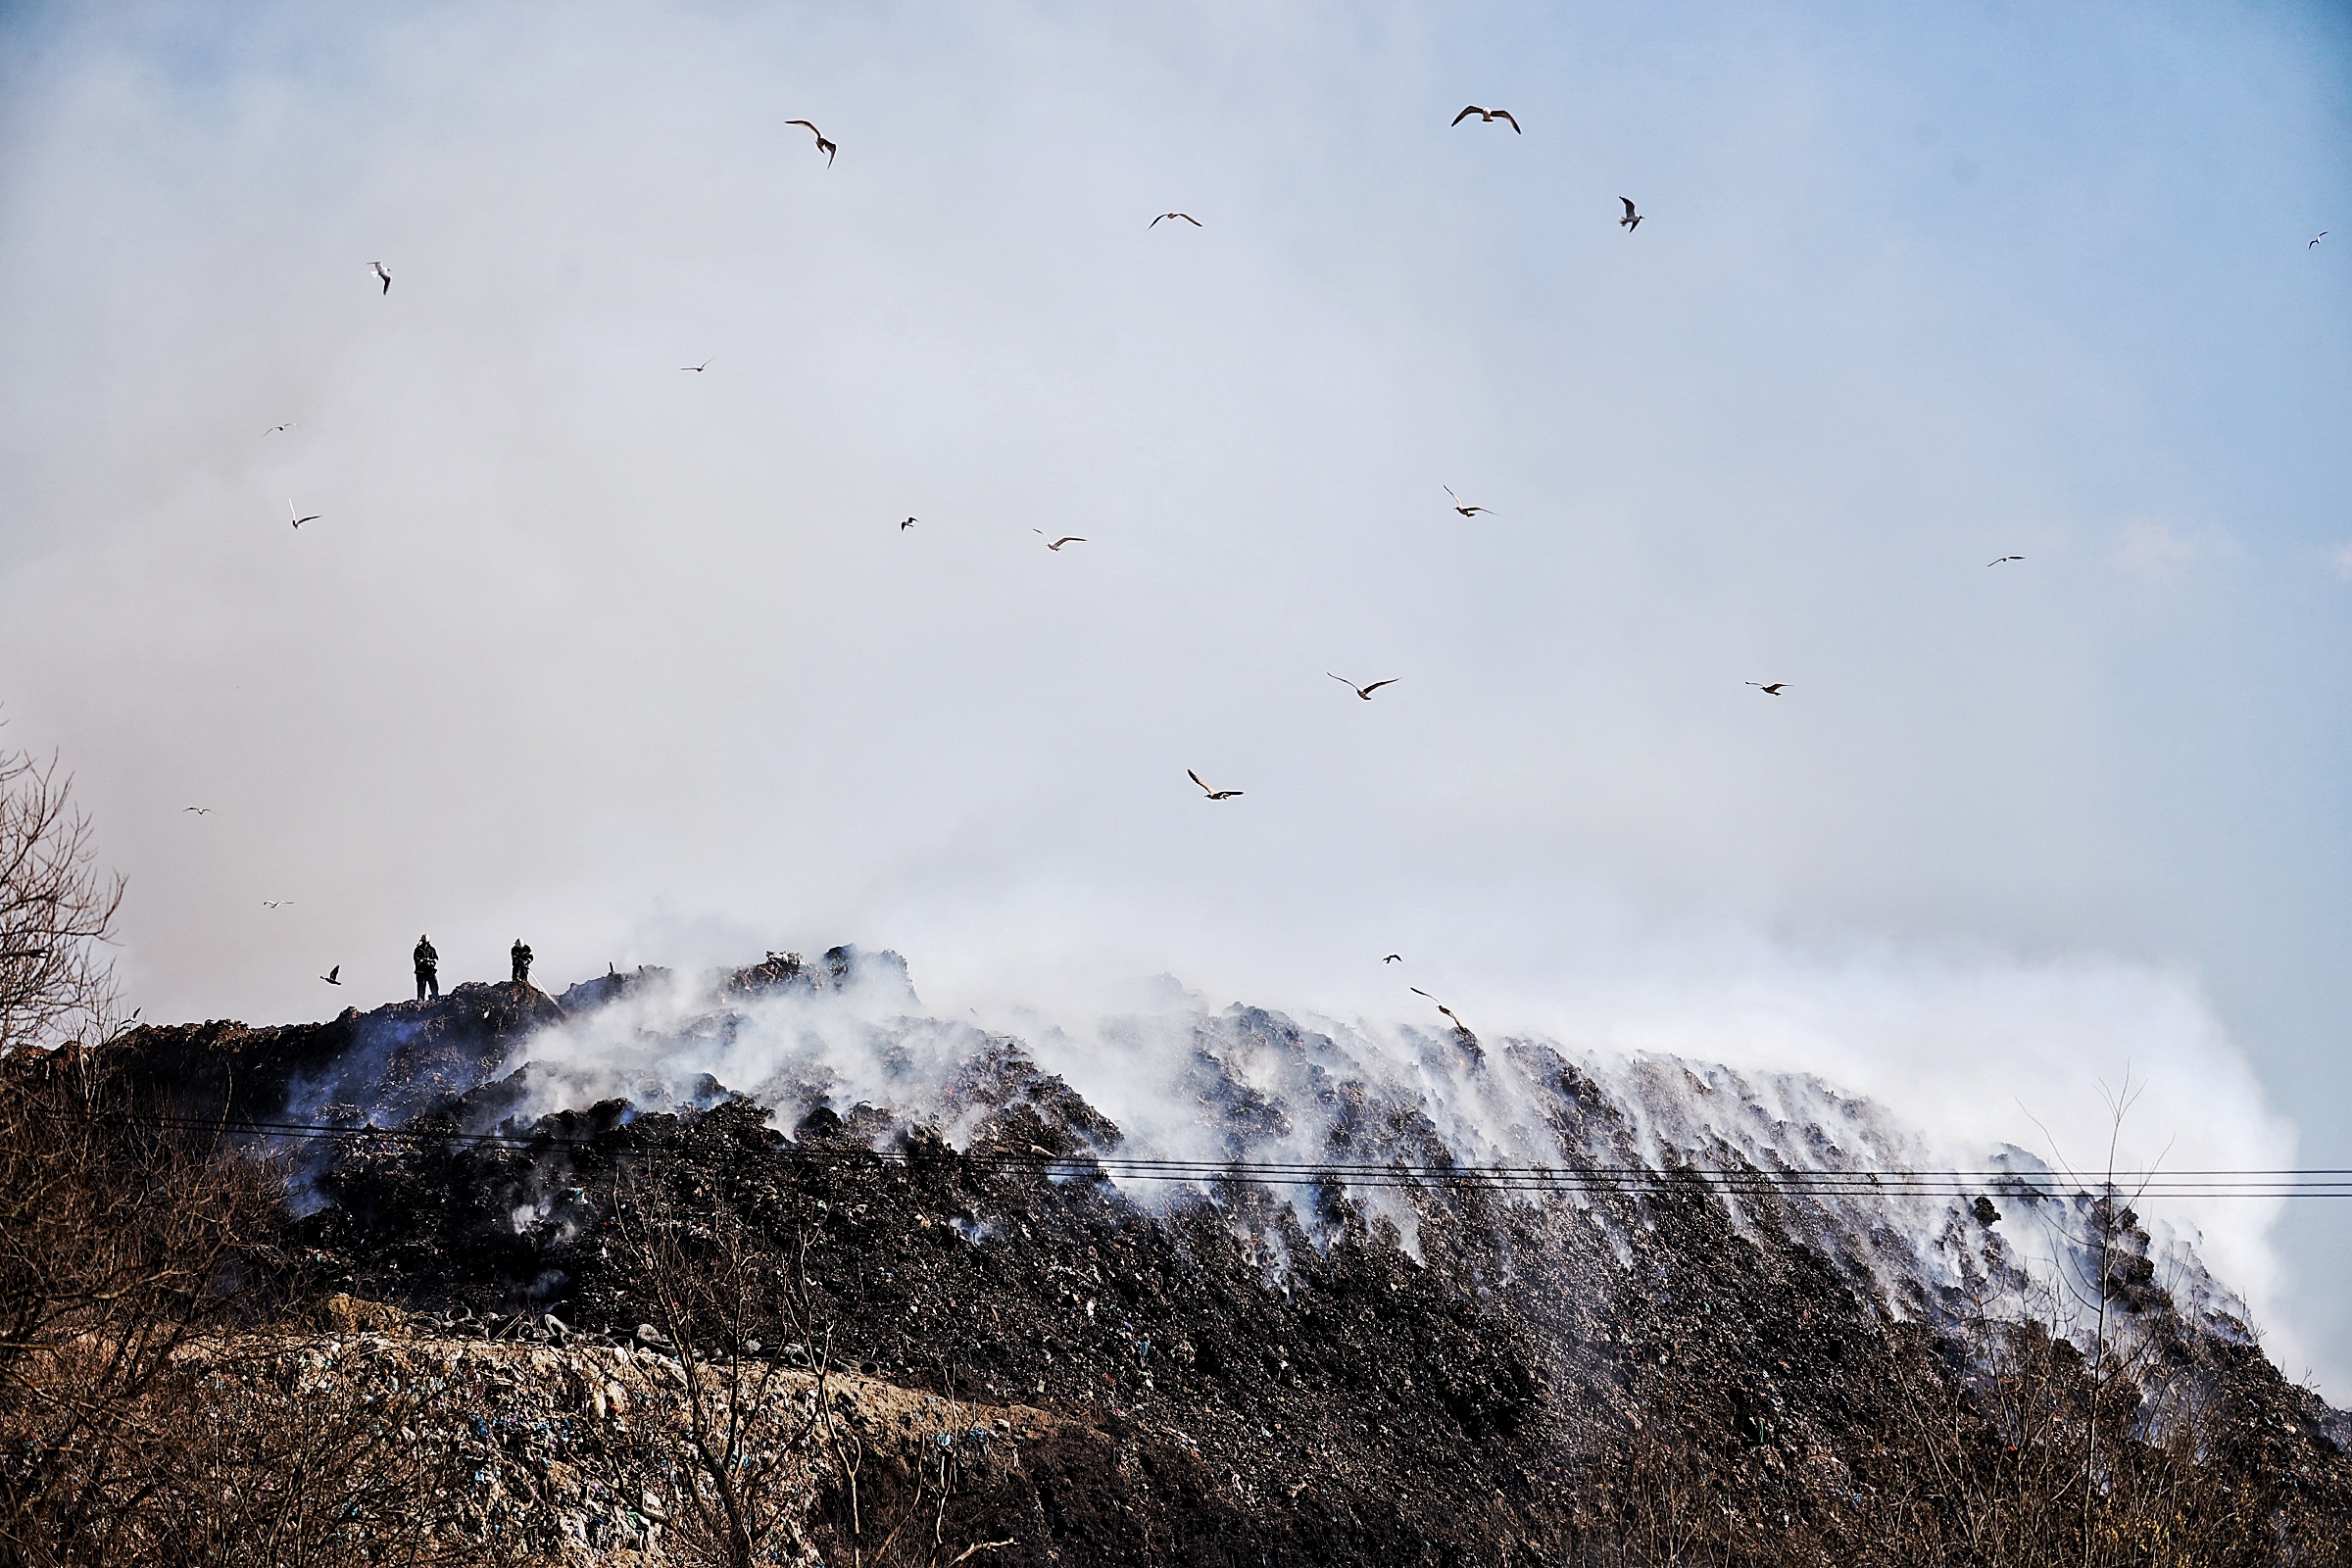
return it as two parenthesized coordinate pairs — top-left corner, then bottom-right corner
(105, 948), (2352, 1565)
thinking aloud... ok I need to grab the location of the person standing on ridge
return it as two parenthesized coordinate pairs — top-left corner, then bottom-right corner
(414, 934), (439, 1001)
(511, 938), (533, 987)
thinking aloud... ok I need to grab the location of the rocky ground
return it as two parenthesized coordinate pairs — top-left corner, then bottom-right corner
(173, 1315), (1060, 1566)
(89, 952), (2352, 1565)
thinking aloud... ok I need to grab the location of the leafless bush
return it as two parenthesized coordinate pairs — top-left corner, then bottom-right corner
(0, 749), (123, 1054)
(0, 741), (284, 1562)
(0, 746), (521, 1566)
(610, 1167), (833, 1566)
(608, 1162), (1001, 1568)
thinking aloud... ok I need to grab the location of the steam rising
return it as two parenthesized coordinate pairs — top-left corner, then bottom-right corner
(488, 944), (2290, 1369)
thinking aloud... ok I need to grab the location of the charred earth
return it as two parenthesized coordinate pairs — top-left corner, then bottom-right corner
(68, 949), (2352, 1565)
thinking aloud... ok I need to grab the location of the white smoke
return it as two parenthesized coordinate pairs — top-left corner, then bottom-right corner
(486, 939), (2301, 1377)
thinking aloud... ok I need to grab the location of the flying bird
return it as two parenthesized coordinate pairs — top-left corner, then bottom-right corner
(2314, 233), (2328, 248)
(681, 360), (711, 371)
(1410, 986), (1474, 1037)
(265, 422), (297, 435)
(1986, 555), (2024, 566)
(901, 516), (917, 530)
(288, 500), (319, 529)
(262, 901), (294, 909)
(1188, 769), (1243, 801)
(786, 120), (836, 166)
(1150, 213), (1202, 228)
(1384, 955), (1402, 964)
(320, 965), (341, 986)
(1443, 486), (1493, 517)
(1746, 682), (1788, 696)
(182, 806), (212, 815)
(1329, 673), (1398, 701)
(370, 262), (392, 294)
(1619, 198), (1642, 231)
(1034, 531), (1087, 551)
(1451, 106), (1521, 133)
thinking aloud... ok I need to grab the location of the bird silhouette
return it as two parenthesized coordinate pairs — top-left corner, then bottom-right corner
(1034, 531), (1086, 551)
(1619, 198), (1642, 231)
(1150, 213), (1202, 228)
(320, 965), (341, 986)
(182, 806), (212, 815)
(1747, 682), (1788, 696)
(1384, 955), (1403, 964)
(787, 121), (836, 166)
(262, 901), (294, 909)
(901, 516), (917, 530)
(265, 422), (297, 435)
(1443, 486), (1493, 517)
(1410, 986), (1474, 1037)
(1451, 106), (1521, 132)
(370, 261), (392, 294)
(289, 500), (319, 529)
(1986, 556), (2024, 566)
(1329, 673), (1398, 701)
(681, 360), (711, 371)
(1188, 769), (1243, 801)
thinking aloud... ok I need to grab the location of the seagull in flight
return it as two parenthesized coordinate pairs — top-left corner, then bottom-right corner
(1986, 555), (2024, 566)
(1150, 213), (1201, 228)
(1034, 531), (1087, 551)
(1410, 986), (1474, 1037)
(1443, 486), (1493, 517)
(786, 120), (836, 166)
(2314, 232), (2328, 248)
(1329, 673), (1398, 701)
(901, 516), (917, 530)
(288, 500), (320, 529)
(681, 360), (711, 372)
(182, 806), (212, 815)
(262, 901), (294, 909)
(1746, 682), (1788, 696)
(265, 422), (297, 435)
(320, 965), (341, 986)
(1619, 198), (1643, 231)
(1451, 106), (1521, 133)
(1384, 955), (1402, 964)
(1188, 769), (1243, 801)
(370, 261), (392, 294)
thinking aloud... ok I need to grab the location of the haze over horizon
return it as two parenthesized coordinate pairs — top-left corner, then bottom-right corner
(2, 2), (2347, 1390)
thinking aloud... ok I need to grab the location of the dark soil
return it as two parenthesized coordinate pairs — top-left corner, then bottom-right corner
(99, 953), (2352, 1566)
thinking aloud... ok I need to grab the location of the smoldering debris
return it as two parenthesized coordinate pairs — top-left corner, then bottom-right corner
(86, 949), (2352, 1565)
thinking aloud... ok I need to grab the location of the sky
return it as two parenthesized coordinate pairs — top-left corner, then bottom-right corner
(0, 1), (2347, 1387)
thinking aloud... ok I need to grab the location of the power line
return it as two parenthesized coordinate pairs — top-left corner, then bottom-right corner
(44, 1103), (2352, 1200)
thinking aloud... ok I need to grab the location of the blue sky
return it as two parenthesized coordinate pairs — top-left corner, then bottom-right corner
(2, 1), (2347, 1383)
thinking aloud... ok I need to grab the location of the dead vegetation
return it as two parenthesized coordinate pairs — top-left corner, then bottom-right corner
(0, 748), (502, 1566)
(1566, 1254), (2348, 1568)
(607, 1160), (1008, 1567)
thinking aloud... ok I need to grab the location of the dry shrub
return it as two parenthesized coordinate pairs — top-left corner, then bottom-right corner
(607, 1161), (1003, 1568)
(1560, 1301), (2346, 1568)
(0, 746), (527, 1566)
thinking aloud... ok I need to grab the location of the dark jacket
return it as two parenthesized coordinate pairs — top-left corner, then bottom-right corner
(414, 939), (438, 972)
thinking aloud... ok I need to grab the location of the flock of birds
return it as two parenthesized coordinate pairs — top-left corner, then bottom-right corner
(227, 104), (2332, 1041)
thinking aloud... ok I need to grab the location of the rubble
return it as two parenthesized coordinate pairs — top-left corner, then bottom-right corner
(84, 954), (2352, 1564)
(167, 1325), (1057, 1566)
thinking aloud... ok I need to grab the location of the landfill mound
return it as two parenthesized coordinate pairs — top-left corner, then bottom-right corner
(102, 949), (2352, 1564)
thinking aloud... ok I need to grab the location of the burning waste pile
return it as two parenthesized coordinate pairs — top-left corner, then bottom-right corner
(15, 945), (2352, 1566)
